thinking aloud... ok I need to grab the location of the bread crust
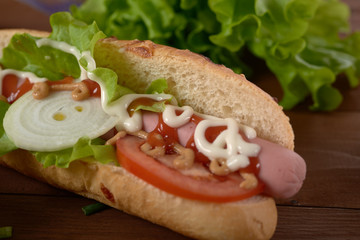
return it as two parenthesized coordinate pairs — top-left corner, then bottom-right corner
(94, 38), (294, 150)
(0, 29), (280, 239)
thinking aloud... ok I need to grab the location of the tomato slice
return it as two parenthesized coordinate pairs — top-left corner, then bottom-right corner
(2, 74), (33, 103)
(116, 136), (264, 203)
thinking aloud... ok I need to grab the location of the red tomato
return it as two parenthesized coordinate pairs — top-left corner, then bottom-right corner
(2, 74), (33, 103)
(116, 136), (264, 203)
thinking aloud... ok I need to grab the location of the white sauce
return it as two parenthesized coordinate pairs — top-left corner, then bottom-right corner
(106, 93), (175, 133)
(116, 96), (260, 171)
(163, 105), (193, 128)
(1, 37), (261, 172)
(195, 118), (260, 171)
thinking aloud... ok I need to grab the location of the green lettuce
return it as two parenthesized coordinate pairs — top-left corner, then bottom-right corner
(1, 33), (81, 80)
(49, 12), (106, 55)
(145, 78), (168, 94)
(0, 11), (105, 80)
(248, 0), (359, 110)
(92, 67), (134, 102)
(0, 12), (132, 105)
(132, 78), (170, 113)
(0, 101), (17, 156)
(34, 137), (117, 168)
(71, 0), (360, 111)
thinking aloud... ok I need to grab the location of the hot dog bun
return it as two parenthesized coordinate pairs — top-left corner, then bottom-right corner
(0, 29), (288, 239)
(95, 38), (294, 150)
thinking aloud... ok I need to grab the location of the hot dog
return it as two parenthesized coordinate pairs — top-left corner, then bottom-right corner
(141, 111), (305, 199)
(0, 12), (306, 240)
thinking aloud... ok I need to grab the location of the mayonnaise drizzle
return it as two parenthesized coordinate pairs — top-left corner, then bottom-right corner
(106, 93), (176, 133)
(116, 101), (261, 172)
(195, 118), (260, 171)
(1, 37), (261, 172)
(0, 69), (48, 94)
(163, 105), (193, 128)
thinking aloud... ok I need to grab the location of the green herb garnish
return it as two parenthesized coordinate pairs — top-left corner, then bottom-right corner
(82, 202), (109, 216)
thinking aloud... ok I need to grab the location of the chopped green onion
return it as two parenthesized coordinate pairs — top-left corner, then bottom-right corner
(82, 202), (109, 216)
(0, 226), (12, 239)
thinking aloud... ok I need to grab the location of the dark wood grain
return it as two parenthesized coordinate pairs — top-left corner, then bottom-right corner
(274, 206), (360, 240)
(0, 194), (189, 240)
(0, 0), (360, 239)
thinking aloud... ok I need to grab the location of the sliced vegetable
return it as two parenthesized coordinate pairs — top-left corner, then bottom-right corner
(4, 91), (118, 151)
(116, 136), (264, 203)
(82, 202), (109, 216)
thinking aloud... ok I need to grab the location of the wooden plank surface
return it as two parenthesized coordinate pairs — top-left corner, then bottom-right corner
(1, 0), (360, 239)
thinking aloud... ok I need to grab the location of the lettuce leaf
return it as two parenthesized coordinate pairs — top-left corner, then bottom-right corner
(249, 0), (359, 110)
(34, 137), (117, 168)
(0, 101), (17, 156)
(49, 12), (106, 55)
(92, 67), (134, 103)
(1, 33), (81, 80)
(71, 0), (360, 111)
(145, 78), (168, 94)
(0, 12), (105, 80)
(131, 78), (170, 112)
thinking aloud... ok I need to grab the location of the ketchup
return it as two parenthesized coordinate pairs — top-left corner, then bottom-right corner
(2, 74), (33, 103)
(149, 113), (179, 154)
(127, 97), (261, 176)
(127, 97), (161, 117)
(1, 74), (101, 103)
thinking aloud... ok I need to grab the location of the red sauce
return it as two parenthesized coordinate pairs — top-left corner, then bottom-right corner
(150, 113), (179, 154)
(82, 79), (101, 98)
(1, 75), (101, 103)
(2, 74), (33, 103)
(127, 98), (260, 176)
(127, 97), (163, 117)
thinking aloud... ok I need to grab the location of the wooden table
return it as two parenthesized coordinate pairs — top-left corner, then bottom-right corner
(1, 0), (359, 239)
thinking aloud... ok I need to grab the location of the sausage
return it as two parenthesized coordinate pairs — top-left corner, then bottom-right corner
(142, 111), (306, 199)
(251, 137), (306, 199)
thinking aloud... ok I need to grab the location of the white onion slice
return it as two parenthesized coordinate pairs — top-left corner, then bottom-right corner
(4, 91), (118, 151)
